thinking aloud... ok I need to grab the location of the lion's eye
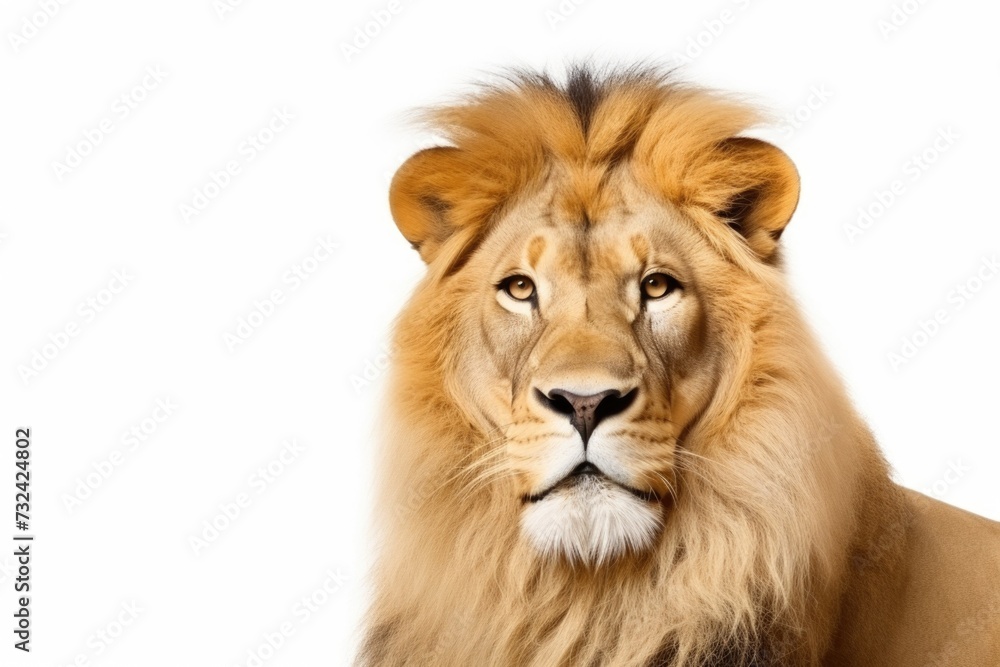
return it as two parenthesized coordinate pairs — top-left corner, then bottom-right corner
(501, 275), (536, 301)
(641, 273), (679, 300)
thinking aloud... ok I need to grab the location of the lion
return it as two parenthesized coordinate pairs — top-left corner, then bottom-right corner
(358, 65), (1000, 666)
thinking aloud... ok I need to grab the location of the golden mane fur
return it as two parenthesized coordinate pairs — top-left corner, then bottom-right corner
(359, 65), (1000, 666)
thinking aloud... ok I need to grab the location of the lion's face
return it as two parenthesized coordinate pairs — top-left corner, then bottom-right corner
(449, 170), (722, 564)
(385, 72), (800, 571)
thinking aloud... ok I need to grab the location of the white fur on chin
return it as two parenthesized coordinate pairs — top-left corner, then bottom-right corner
(521, 475), (663, 565)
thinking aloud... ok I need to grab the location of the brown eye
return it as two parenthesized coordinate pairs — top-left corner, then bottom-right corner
(641, 273), (678, 300)
(501, 275), (536, 301)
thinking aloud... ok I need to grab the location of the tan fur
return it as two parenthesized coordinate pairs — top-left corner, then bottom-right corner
(360, 66), (1000, 666)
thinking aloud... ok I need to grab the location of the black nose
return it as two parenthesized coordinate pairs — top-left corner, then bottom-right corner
(535, 387), (638, 445)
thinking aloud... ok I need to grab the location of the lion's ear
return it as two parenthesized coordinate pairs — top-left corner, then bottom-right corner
(703, 138), (800, 261)
(388, 146), (465, 264)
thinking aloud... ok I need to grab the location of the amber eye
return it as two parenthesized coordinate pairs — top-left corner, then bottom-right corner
(500, 275), (536, 301)
(641, 273), (678, 300)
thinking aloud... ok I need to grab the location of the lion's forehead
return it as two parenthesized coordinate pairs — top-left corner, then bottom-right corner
(483, 171), (697, 287)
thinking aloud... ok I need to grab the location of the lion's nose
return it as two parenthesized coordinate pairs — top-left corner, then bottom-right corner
(535, 387), (638, 445)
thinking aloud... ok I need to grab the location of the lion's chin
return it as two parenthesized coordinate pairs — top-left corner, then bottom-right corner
(520, 475), (663, 566)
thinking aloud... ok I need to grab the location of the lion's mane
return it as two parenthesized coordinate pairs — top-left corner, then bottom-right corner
(359, 66), (904, 666)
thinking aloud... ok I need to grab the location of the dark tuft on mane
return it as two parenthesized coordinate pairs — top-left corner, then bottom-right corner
(498, 62), (674, 137)
(564, 64), (602, 135)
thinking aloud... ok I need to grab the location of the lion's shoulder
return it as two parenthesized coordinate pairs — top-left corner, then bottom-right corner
(840, 488), (1000, 666)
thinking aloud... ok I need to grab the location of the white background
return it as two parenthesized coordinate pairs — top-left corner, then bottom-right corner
(1, 0), (998, 665)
